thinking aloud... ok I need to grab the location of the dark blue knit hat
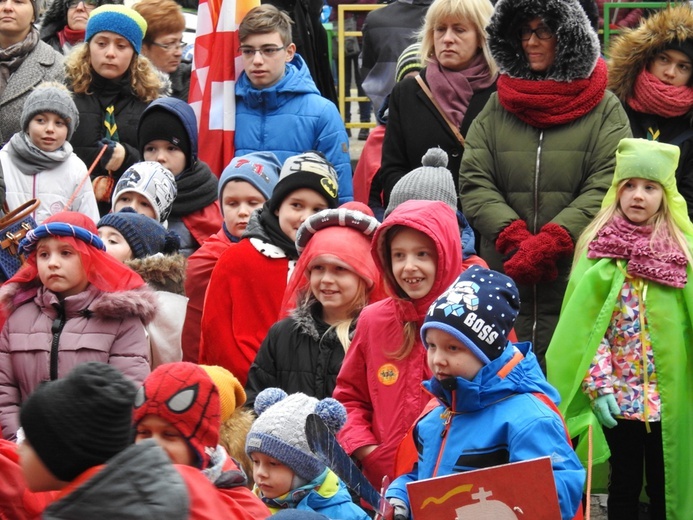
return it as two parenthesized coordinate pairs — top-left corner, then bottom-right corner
(421, 266), (520, 365)
(97, 208), (180, 259)
(86, 5), (147, 54)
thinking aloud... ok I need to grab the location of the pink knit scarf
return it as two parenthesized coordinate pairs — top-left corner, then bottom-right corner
(628, 69), (693, 118)
(425, 53), (496, 128)
(588, 215), (688, 288)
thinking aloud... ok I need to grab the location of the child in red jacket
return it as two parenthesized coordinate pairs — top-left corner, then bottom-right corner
(199, 151), (339, 385)
(332, 199), (462, 489)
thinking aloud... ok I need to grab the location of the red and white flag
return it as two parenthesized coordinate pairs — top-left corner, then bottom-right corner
(189, 0), (259, 176)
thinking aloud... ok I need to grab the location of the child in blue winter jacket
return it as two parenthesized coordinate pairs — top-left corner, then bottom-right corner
(235, 5), (352, 204)
(385, 266), (585, 520)
(245, 388), (369, 519)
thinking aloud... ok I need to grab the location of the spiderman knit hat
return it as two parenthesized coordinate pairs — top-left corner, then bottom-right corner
(246, 389), (346, 481)
(133, 362), (220, 469)
(421, 266), (520, 364)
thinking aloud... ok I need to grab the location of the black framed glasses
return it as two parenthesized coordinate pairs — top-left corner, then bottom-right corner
(67, 0), (98, 9)
(151, 40), (187, 52)
(519, 26), (554, 41)
(239, 46), (286, 58)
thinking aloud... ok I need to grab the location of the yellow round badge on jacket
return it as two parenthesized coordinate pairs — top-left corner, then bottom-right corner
(377, 363), (399, 386)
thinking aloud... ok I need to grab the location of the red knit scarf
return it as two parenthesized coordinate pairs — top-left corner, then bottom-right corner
(627, 69), (693, 118)
(496, 58), (608, 128)
(58, 26), (85, 47)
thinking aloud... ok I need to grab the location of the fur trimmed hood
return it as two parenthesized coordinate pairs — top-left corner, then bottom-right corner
(0, 282), (158, 324)
(290, 299), (356, 343)
(488, 0), (600, 81)
(126, 254), (187, 295)
(608, 4), (693, 102)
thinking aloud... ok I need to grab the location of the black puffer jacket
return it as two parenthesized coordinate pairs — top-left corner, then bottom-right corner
(70, 74), (150, 214)
(377, 67), (496, 208)
(244, 301), (351, 409)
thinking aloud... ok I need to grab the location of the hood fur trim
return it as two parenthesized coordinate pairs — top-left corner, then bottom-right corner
(608, 4), (693, 102)
(126, 254), (186, 295)
(0, 282), (158, 324)
(89, 285), (158, 324)
(488, 0), (600, 81)
(218, 407), (256, 487)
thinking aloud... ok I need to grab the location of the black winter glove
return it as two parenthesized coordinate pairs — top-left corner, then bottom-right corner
(99, 138), (116, 169)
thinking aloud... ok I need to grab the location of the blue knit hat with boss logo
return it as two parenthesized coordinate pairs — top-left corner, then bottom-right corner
(421, 266), (520, 365)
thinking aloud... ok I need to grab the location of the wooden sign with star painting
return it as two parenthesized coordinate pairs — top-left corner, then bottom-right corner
(406, 457), (561, 520)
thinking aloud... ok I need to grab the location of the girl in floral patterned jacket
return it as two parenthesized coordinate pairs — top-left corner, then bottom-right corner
(546, 138), (693, 520)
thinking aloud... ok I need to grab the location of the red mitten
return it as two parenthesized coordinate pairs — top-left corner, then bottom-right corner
(503, 223), (573, 285)
(496, 220), (532, 257)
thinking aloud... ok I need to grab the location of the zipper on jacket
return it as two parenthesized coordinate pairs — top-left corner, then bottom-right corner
(531, 131), (544, 346)
(432, 392), (456, 477)
(532, 131), (544, 234)
(50, 304), (66, 381)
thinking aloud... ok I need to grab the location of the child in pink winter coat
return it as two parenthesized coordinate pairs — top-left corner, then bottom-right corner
(0, 211), (155, 441)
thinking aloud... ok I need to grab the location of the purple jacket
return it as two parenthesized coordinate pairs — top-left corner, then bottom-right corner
(0, 283), (157, 440)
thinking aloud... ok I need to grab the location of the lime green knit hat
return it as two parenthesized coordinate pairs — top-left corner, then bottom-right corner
(602, 138), (693, 235)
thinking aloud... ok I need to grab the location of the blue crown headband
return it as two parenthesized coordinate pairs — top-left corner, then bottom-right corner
(19, 223), (106, 256)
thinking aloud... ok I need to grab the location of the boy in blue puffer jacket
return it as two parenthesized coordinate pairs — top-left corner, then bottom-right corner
(235, 4), (352, 204)
(385, 266), (585, 520)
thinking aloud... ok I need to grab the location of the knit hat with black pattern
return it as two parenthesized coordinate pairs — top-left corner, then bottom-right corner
(421, 265), (520, 364)
(395, 42), (424, 83)
(20, 362), (136, 482)
(245, 389), (346, 482)
(269, 152), (339, 212)
(112, 162), (178, 223)
(86, 5), (147, 54)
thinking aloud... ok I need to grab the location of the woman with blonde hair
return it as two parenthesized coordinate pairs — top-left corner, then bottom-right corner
(65, 5), (161, 215)
(375, 0), (497, 209)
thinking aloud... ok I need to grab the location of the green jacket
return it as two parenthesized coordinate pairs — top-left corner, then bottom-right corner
(459, 91), (631, 360)
(546, 253), (693, 519)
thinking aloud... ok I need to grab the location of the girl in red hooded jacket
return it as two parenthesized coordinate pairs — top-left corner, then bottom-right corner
(332, 199), (463, 489)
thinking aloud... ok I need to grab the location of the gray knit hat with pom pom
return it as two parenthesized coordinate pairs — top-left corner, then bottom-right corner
(246, 389), (346, 481)
(385, 147), (457, 217)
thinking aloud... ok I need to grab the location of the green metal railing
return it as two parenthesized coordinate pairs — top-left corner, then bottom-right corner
(335, 4), (384, 130)
(602, 2), (686, 54)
